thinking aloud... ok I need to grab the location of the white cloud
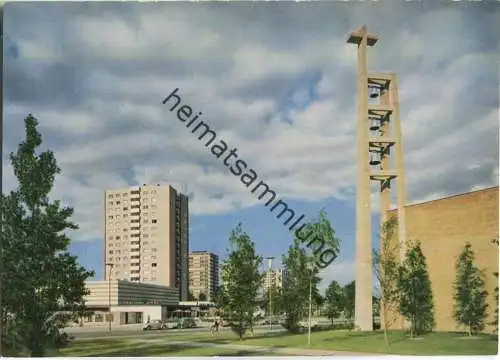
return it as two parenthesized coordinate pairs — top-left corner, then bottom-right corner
(3, 2), (498, 244)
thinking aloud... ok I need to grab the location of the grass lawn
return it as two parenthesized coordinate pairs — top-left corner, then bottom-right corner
(57, 338), (279, 357)
(182, 329), (499, 355)
(57, 329), (498, 356)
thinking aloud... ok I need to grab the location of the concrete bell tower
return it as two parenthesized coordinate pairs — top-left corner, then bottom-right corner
(347, 25), (408, 331)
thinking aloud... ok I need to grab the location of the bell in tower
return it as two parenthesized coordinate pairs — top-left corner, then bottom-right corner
(368, 84), (380, 99)
(369, 117), (380, 132)
(369, 152), (381, 166)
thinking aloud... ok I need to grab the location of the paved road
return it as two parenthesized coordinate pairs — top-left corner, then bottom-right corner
(68, 324), (286, 340)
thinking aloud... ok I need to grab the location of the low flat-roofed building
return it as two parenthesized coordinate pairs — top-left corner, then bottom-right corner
(80, 280), (179, 327)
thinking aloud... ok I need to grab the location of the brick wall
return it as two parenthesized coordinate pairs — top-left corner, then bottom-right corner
(387, 186), (499, 333)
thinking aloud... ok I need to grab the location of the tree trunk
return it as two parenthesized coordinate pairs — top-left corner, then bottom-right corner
(30, 337), (44, 357)
(383, 312), (390, 347)
(468, 321), (472, 336)
(383, 327), (390, 345)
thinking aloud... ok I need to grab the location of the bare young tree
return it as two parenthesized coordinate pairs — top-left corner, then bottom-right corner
(373, 217), (400, 346)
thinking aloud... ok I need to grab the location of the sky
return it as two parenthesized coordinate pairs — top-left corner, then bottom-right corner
(2, 1), (499, 294)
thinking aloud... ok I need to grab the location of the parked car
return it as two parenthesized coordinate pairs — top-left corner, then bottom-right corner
(263, 318), (281, 325)
(143, 319), (166, 331)
(176, 317), (197, 329)
(163, 319), (179, 329)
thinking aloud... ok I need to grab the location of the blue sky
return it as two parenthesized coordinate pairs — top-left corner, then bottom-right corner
(2, 2), (498, 293)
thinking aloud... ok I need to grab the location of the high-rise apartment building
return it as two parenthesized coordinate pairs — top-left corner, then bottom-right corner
(188, 251), (219, 301)
(264, 268), (288, 291)
(104, 184), (189, 301)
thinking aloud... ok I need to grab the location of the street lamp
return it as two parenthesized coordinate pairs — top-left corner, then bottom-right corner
(307, 262), (316, 347)
(105, 262), (114, 335)
(266, 257), (275, 332)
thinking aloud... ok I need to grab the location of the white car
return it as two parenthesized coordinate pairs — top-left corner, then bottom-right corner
(143, 319), (166, 331)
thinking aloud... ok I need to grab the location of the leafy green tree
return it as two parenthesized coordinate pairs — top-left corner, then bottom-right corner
(397, 240), (435, 337)
(0, 114), (94, 356)
(213, 285), (229, 317)
(342, 281), (355, 320)
(296, 209), (341, 269)
(314, 292), (324, 314)
(491, 238), (499, 333)
(220, 224), (263, 339)
(324, 280), (345, 325)
(281, 239), (320, 333)
(281, 210), (341, 333)
(261, 285), (284, 316)
(453, 243), (489, 336)
(373, 217), (400, 345)
(372, 295), (381, 317)
(198, 292), (207, 302)
(188, 291), (196, 301)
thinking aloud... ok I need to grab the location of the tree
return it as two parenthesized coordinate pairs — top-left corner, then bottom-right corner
(343, 281), (355, 320)
(324, 280), (345, 325)
(282, 210), (341, 333)
(213, 285), (229, 317)
(198, 292), (207, 302)
(453, 243), (489, 336)
(296, 209), (341, 269)
(220, 224), (263, 339)
(261, 285), (284, 316)
(314, 292), (324, 312)
(491, 238), (499, 333)
(0, 114), (95, 356)
(372, 295), (381, 318)
(188, 291), (196, 301)
(373, 217), (400, 345)
(397, 240), (435, 337)
(281, 238), (320, 333)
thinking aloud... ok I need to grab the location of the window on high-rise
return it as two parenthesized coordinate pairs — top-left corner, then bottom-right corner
(152, 219), (157, 224)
